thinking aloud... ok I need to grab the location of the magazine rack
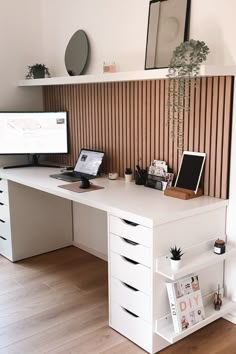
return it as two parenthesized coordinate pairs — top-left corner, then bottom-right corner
(155, 241), (236, 343)
(164, 187), (203, 200)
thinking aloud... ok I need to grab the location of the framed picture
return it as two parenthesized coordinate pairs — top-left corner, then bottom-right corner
(145, 0), (191, 69)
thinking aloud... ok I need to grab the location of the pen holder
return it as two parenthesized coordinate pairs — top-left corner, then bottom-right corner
(135, 169), (147, 185)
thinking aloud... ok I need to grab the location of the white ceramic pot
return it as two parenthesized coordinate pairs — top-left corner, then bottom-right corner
(125, 173), (132, 182)
(170, 258), (181, 271)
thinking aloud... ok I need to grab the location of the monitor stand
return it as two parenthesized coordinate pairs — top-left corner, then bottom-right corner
(79, 176), (90, 189)
(3, 154), (62, 169)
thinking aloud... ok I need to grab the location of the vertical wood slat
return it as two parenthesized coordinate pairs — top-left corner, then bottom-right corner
(44, 76), (233, 199)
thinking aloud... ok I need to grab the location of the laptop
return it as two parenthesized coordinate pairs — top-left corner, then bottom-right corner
(50, 148), (105, 182)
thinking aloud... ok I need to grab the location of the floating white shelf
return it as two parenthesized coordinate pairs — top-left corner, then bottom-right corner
(156, 245), (236, 281)
(17, 65), (236, 87)
(156, 298), (236, 344)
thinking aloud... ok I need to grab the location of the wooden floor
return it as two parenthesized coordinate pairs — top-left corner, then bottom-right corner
(0, 247), (236, 354)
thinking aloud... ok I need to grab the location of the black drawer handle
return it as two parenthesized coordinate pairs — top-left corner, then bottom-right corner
(0, 219), (5, 223)
(122, 282), (139, 292)
(0, 190), (3, 193)
(122, 219), (139, 227)
(122, 307), (139, 318)
(122, 256), (139, 265)
(0, 202), (4, 206)
(122, 237), (139, 246)
(0, 236), (6, 240)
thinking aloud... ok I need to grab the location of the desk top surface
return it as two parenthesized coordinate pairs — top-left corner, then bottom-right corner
(0, 167), (228, 227)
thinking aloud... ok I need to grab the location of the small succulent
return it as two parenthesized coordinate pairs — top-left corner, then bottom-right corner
(169, 246), (184, 260)
(26, 63), (51, 79)
(125, 167), (132, 175)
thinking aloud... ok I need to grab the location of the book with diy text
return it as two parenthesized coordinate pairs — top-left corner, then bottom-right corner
(166, 274), (205, 333)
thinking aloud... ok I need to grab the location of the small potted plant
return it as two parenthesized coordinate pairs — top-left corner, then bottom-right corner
(26, 63), (51, 79)
(169, 245), (184, 271)
(124, 167), (132, 182)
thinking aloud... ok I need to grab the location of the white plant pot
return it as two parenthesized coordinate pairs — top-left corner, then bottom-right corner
(170, 258), (181, 271)
(125, 174), (132, 182)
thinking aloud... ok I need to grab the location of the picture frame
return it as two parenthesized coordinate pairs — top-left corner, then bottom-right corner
(145, 0), (191, 69)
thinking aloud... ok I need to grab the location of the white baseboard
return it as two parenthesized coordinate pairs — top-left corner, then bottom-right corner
(73, 241), (108, 262)
(223, 313), (236, 324)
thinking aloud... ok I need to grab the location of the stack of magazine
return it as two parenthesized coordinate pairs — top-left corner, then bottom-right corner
(166, 274), (205, 334)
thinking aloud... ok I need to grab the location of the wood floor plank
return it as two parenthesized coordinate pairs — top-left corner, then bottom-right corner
(47, 325), (125, 354)
(1, 247), (236, 354)
(0, 304), (108, 354)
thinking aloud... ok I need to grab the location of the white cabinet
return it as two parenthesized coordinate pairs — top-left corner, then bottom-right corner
(0, 178), (73, 262)
(108, 204), (236, 354)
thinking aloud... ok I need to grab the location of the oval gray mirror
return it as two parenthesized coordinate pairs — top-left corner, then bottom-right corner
(65, 30), (89, 76)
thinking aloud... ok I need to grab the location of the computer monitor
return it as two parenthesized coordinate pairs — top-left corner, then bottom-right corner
(0, 111), (68, 168)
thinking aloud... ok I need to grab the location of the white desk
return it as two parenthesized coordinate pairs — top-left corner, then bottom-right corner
(0, 167), (235, 353)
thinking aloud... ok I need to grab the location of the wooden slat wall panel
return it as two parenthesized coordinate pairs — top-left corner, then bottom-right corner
(44, 76), (233, 198)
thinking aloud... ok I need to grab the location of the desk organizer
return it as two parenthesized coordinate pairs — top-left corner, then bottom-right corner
(164, 187), (203, 200)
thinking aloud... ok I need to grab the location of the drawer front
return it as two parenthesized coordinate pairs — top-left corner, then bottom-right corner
(110, 251), (151, 294)
(0, 178), (8, 192)
(0, 203), (10, 222)
(0, 234), (12, 260)
(110, 277), (151, 323)
(0, 190), (9, 206)
(0, 219), (11, 240)
(110, 233), (151, 267)
(110, 215), (152, 247)
(110, 302), (152, 353)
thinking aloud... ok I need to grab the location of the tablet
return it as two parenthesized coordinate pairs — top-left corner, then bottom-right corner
(175, 151), (206, 193)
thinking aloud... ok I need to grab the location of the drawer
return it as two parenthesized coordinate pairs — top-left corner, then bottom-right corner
(0, 219), (11, 240)
(110, 277), (151, 323)
(0, 190), (9, 206)
(0, 203), (10, 221)
(0, 234), (13, 260)
(110, 233), (151, 267)
(0, 178), (8, 192)
(110, 215), (152, 247)
(110, 251), (151, 294)
(110, 302), (152, 353)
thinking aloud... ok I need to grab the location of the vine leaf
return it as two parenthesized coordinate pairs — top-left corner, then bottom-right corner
(167, 39), (210, 152)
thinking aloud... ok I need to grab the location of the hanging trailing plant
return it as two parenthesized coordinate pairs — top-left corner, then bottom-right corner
(167, 39), (210, 152)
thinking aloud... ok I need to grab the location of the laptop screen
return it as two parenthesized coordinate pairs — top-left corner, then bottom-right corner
(74, 149), (104, 177)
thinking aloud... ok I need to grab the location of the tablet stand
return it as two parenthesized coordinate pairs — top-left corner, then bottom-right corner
(164, 187), (203, 200)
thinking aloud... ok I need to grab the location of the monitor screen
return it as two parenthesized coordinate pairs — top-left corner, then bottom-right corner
(74, 149), (104, 176)
(0, 111), (68, 154)
(175, 152), (206, 193)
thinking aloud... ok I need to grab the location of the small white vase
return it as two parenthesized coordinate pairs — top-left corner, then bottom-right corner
(170, 258), (181, 271)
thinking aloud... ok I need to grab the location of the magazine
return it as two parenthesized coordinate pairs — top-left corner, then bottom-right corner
(166, 274), (205, 334)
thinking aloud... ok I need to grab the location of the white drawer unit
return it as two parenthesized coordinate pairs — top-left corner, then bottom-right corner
(110, 232), (151, 267)
(0, 178), (73, 262)
(110, 277), (151, 323)
(110, 215), (152, 247)
(110, 251), (151, 294)
(110, 302), (152, 353)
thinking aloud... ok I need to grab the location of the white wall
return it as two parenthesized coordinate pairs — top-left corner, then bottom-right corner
(40, 0), (149, 76)
(40, 0), (236, 78)
(0, 0), (44, 166)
